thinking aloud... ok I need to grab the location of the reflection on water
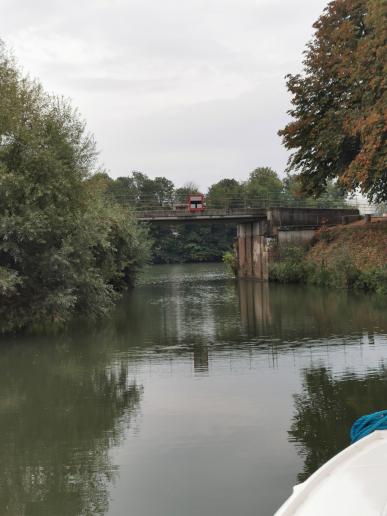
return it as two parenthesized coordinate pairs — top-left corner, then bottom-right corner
(0, 338), (143, 516)
(289, 365), (387, 483)
(238, 278), (386, 341)
(0, 263), (386, 516)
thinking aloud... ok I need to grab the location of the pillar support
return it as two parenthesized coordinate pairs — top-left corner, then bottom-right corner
(236, 221), (269, 281)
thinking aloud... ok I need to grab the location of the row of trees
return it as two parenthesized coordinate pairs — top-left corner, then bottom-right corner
(0, 44), (150, 333)
(96, 168), (344, 264)
(96, 167), (345, 210)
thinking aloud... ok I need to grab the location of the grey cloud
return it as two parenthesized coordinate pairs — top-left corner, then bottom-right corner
(1, 0), (327, 187)
(90, 84), (291, 188)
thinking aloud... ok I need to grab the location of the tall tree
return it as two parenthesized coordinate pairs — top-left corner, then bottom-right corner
(107, 172), (175, 208)
(0, 44), (149, 332)
(207, 178), (243, 208)
(175, 182), (201, 203)
(283, 174), (346, 207)
(279, 0), (386, 203)
(244, 167), (283, 205)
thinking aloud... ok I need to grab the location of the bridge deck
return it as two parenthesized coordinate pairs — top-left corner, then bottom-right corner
(134, 208), (267, 223)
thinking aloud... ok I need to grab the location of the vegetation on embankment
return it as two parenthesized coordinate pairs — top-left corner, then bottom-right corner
(0, 44), (150, 334)
(269, 223), (387, 295)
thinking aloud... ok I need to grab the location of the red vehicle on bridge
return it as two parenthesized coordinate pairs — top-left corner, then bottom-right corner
(188, 194), (205, 212)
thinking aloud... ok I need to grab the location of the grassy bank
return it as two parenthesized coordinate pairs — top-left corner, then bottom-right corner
(269, 222), (387, 295)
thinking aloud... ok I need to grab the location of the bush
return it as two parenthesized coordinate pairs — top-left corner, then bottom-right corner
(269, 244), (307, 283)
(269, 242), (387, 296)
(355, 266), (387, 295)
(223, 250), (238, 277)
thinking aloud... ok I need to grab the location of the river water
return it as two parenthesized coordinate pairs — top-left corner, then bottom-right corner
(1, 263), (387, 516)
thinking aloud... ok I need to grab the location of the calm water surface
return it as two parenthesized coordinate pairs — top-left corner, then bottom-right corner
(1, 263), (387, 516)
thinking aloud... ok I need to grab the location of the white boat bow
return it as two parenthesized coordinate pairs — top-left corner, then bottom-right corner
(275, 430), (387, 515)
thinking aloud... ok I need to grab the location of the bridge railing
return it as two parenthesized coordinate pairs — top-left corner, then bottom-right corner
(104, 192), (375, 214)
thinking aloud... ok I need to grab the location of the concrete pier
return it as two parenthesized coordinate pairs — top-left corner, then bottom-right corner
(237, 221), (269, 280)
(236, 207), (360, 280)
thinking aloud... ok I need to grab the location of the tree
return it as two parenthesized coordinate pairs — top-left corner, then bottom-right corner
(206, 178), (243, 208)
(243, 167), (283, 205)
(153, 176), (175, 206)
(107, 172), (175, 208)
(175, 182), (201, 203)
(0, 43), (150, 332)
(279, 0), (387, 203)
(283, 174), (346, 207)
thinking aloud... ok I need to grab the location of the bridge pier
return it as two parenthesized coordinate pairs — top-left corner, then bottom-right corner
(237, 221), (269, 281)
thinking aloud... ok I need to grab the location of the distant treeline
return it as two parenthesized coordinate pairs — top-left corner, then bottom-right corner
(92, 169), (346, 264)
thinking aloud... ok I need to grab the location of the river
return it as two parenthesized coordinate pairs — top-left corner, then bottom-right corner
(0, 263), (386, 515)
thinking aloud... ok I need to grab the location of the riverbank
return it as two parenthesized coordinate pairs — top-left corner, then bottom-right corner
(269, 221), (387, 294)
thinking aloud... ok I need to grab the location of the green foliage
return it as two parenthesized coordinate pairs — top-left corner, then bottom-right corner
(106, 172), (237, 264)
(222, 250), (238, 277)
(0, 266), (21, 295)
(354, 266), (387, 295)
(175, 182), (200, 201)
(150, 223), (236, 264)
(244, 167), (283, 205)
(0, 44), (150, 333)
(279, 0), (387, 203)
(282, 175), (347, 207)
(269, 244), (387, 295)
(269, 245), (308, 283)
(207, 178), (243, 208)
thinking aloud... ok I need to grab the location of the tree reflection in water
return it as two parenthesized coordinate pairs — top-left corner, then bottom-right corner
(0, 338), (143, 516)
(289, 365), (387, 482)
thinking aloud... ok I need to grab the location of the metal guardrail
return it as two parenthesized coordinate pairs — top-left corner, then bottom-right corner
(105, 192), (378, 214)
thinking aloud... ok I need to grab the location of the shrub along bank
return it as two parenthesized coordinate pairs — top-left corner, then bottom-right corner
(0, 45), (150, 334)
(269, 223), (387, 295)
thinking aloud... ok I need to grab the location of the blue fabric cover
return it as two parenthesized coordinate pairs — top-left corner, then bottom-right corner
(350, 410), (387, 443)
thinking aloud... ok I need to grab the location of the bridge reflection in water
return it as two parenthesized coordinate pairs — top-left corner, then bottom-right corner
(238, 280), (272, 335)
(193, 342), (209, 374)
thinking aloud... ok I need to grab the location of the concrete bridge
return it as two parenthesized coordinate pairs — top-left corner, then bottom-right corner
(135, 208), (267, 224)
(134, 206), (360, 280)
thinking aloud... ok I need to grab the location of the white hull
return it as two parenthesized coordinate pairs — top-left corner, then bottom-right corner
(275, 430), (387, 515)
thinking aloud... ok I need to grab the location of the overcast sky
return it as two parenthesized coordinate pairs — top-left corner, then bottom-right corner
(2, 0), (328, 189)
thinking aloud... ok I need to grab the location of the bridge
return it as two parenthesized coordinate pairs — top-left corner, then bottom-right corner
(130, 202), (360, 281)
(107, 194), (363, 281)
(134, 207), (267, 224)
